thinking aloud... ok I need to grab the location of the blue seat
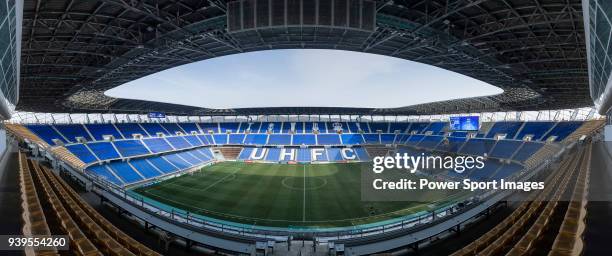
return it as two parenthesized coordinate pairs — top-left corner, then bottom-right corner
(238, 148), (253, 160)
(358, 122), (371, 133)
(513, 142), (544, 162)
(303, 122), (313, 133)
(85, 123), (123, 140)
(66, 144), (98, 163)
(219, 122), (240, 133)
(265, 148), (281, 161)
(342, 122), (357, 133)
(542, 121), (583, 141)
(315, 122), (328, 133)
(147, 156), (178, 174)
(108, 161), (144, 184)
(297, 148), (311, 162)
(408, 123), (429, 133)
(380, 134), (396, 144)
(268, 134), (291, 145)
(355, 147), (370, 161)
(389, 123), (409, 133)
(87, 165), (124, 185)
(197, 148), (214, 160)
(141, 123), (170, 136)
(426, 122), (446, 133)
(54, 124), (93, 142)
(160, 123), (184, 135)
(317, 134), (341, 145)
(341, 134), (364, 145)
(184, 135), (203, 146)
(142, 138), (174, 153)
(115, 123), (147, 138)
(460, 138), (496, 156)
(197, 134), (213, 145)
(166, 136), (192, 149)
(244, 134), (268, 145)
(516, 122), (555, 140)
(113, 140), (150, 157)
(177, 152), (201, 165)
(311, 148), (328, 161)
(417, 135), (444, 149)
(163, 154), (191, 170)
(190, 149), (212, 162)
(369, 123), (388, 133)
(293, 134), (316, 145)
(405, 135), (424, 145)
(295, 122), (305, 133)
(199, 122), (219, 133)
(486, 122), (523, 138)
(228, 134), (246, 144)
(213, 134), (228, 144)
(129, 159), (163, 179)
(26, 124), (68, 145)
(178, 123), (200, 134)
(87, 142), (121, 160)
(363, 134), (380, 144)
(327, 148), (343, 161)
(489, 140), (523, 159)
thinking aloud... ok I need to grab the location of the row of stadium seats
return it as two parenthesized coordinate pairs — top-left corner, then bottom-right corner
(63, 132), (547, 166)
(26, 121), (584, 146)
(452, 144), (589, 256)
(87, 147), (215, 186)
(237, 147), (370, 162)
(405, 135), (545, 163)
(23, 153), (159, 255)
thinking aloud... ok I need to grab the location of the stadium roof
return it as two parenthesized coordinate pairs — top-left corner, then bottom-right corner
(20, 0), (590, 116)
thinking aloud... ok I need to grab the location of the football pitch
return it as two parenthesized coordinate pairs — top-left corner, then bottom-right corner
(133, 162), (460, 228)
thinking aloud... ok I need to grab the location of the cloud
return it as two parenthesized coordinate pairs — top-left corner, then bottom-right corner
(105, 49), (503, 109)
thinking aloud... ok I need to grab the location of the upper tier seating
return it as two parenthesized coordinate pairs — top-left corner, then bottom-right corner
(141, 123), (169, 136)
(65, 144), (98, 164)
(489, 140), (523, 159)
(418, 135), (444, 149)
(541, 121), (583, 141)
(341, 134), (365, 145)
(486, 122), (523, 138)
(143, 138), (174, 153)
(268, 134), (292, 145)
(212, 134), (228, 144)
(516, 122), (555, 140)
(363, 134), (380, 144)
(113, 140), (150, 157)
(115, 123), (147, 138)
(177, 123), (200, 134)
(85, 123), (123, 140)
(54, 124), (93, 142)
(166, 136), (192, 149)
(26, 124), (68, 144)
(161, 123), (184, 135)
(87, 142), (120, 160)
(228, 134), (246, 144)
(244, 134), (268, 145)
(293, 134), (316, 145)
(513, 142), (544, 162)
(317, 134), (341, 145)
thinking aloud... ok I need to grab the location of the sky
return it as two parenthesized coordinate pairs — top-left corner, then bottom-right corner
(105, 49), (503, 109)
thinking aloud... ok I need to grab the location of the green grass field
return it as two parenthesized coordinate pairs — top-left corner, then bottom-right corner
(133, 162), (460, 228)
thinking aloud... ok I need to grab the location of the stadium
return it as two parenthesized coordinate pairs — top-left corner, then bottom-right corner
(0, 0), (612, 255)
